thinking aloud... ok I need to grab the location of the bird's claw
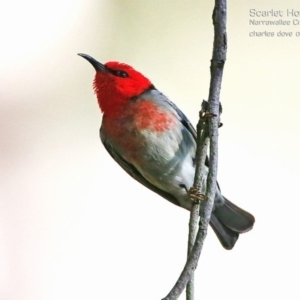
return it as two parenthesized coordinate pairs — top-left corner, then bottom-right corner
(200, 111), (216, 119)
(200, 100), (223, 127)
(188, 187), (208, 203)
(200, 111), (223, 128)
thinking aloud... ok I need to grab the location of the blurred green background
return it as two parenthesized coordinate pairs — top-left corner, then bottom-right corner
(1, 0), (299, 299)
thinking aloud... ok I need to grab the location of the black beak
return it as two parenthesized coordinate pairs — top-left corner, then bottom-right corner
(78, 53), (107, 72)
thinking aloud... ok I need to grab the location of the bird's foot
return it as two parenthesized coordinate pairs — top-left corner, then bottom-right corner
(200, 100), (223, 127)
(188, 187), (208, 203)
(200, 111), (216, 119)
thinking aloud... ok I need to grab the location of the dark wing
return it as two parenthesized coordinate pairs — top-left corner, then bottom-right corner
(161, 96), (211, 167)
(100, 125), (181, 208)
(167, 97), (222, 193)
(162, 97), (197, 141)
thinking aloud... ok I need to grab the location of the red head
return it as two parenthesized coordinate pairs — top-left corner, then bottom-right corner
(78, 54), (153, 116)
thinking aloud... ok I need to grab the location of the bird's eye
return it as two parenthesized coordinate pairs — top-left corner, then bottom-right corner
(113, 70), (129, 78)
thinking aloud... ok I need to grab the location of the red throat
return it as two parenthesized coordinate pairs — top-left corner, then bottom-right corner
(93, 73), (126, 116)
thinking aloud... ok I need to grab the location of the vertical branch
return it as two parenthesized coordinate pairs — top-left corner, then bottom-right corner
(186, 110), (210, 300)
(162, 1), (227, 299)
(185, 206), (198, 300)
(206, 0), (227, 202)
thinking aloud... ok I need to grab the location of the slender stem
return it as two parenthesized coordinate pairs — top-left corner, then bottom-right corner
(162, 1), (227, 299)
(185, 206), (198, 300)
(186, 115), (209, 300)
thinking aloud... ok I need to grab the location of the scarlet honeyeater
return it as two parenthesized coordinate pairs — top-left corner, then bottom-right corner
(78, 53), (254, 249)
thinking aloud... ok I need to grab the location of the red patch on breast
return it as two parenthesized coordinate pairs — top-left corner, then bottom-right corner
(101, 100), (176, 161)
(133, 101), (175, 132)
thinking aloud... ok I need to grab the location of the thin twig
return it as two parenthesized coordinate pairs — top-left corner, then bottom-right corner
(185, 206), (198, 300)
(162, 1), (227, 299)
(186, 110), (210, 300)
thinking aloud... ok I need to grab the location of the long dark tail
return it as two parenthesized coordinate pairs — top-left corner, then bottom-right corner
(210, 198), (255, 250)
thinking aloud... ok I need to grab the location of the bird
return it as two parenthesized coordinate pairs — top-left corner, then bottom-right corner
(78, 53), (255, 249)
